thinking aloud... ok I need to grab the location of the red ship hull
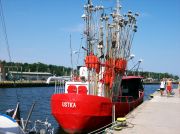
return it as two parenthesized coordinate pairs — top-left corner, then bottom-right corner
(51, 92), (144, 133)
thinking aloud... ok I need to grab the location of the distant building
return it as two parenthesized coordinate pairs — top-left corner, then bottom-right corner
(9, 71), (53, 81)
(143, 77), (153, 83)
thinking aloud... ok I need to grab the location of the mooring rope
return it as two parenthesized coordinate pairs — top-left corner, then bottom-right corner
(88, 121), (115, 134)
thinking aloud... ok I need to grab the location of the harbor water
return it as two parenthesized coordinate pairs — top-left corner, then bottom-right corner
(0, 84), (178, 133)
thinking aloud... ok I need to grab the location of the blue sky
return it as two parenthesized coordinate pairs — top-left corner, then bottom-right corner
(0, 0), (180, 76)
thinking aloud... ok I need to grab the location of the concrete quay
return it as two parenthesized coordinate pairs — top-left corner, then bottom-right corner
(114, 89), (180, 134)
(0, 81), (54, 88)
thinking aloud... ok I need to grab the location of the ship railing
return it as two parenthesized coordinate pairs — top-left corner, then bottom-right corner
(54, 80), (65, 94)
(113, 96), (134, 103)
(46, 76), (67, 94)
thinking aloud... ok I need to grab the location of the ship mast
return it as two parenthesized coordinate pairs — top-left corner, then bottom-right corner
(86, 0), (93, 55)
(112, 0), (123, 100)
(116, 0), (120, 58)
(82, 0), (138, 98)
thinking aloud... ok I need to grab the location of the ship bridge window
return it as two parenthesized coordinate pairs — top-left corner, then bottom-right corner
(122, 83), (129, 94)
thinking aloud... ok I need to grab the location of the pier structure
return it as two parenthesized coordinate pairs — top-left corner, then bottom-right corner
(114, 89), (180, 134)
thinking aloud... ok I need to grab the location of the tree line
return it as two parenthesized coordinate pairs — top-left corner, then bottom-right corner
(0, 60), (71, 76)
(0, 60), (179, 80)
(127, 71), (179, 80)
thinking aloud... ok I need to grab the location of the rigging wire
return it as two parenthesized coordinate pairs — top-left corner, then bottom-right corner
(0, 0), (12, 62)
(0, 0), (20, 106)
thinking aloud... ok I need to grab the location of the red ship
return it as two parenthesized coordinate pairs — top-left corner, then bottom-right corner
(51, 76), (144, 133)
(49, 0), (143, 133)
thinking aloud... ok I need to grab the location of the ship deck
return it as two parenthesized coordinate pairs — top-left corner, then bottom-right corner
(114, 88), (180, 134)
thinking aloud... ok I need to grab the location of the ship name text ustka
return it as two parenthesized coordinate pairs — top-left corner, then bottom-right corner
(62, 102), (76, 108)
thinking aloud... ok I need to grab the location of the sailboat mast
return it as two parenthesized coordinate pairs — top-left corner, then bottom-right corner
(69, 34), (74, 80)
